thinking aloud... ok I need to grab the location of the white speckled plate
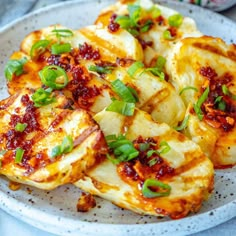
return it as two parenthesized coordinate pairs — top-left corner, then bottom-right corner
(0, 0), (235, 236)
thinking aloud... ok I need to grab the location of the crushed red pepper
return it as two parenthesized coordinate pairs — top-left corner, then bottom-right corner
(199, 66), (236, 131)
(117, 136), (174, 186)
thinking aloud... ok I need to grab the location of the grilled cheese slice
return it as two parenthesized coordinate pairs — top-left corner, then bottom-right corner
(95, 0), (202, 66)
(75, 109), (214, 219)
(0, 89), (107, 189)
(166, 36), (236, 168)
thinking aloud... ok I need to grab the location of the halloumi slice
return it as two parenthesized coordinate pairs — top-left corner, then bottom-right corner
(75, 109), (214, 219)
(0, 89), (107, 189)
(166, 36), (236, 168)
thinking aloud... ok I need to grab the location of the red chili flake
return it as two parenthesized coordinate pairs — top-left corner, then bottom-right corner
(199, 66), (217, 80)
(155, 15), (165, 26)
(137, 37), (153, 50)
(78, 42), (100, 60)
(116, 58), (135, 67)
(108, 14), (120, 33)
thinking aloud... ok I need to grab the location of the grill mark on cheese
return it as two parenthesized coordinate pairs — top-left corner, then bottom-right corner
(80, 28), (128, 60)
(193, 41), (236, 62)
(139, 88), (170, 112)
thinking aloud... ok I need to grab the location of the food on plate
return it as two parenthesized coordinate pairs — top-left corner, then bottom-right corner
(75, 109), (214, 219)
(0, 0), (235, 219)
(95, 0), (202, 65)
(0, 89), (107, 189)
(166, 36), (236, 168)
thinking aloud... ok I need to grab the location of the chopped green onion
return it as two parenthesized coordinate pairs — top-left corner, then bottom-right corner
(106, 154), (121, 165)
(142, 178), (171, 198)
(51, 43), (71, 55)
(127, 61), (144, 77)
(15, 147), (24, 164)
(193, 86), (209, 120)
(106, 134), (139, 164)
(4, 57), (27, 81)
(39, 65), (68, 89)
(139, 143), (150, 151)
(156, 56), (166, 71)
(214, 96), (226, 111)
(52, 28), (74, 38)
(51, 135), (73, 158)
(168, 14), (183, 27)
(30, 40), (50, 59)
(111, 79), (138, 103)
(179, 86), (198, 95)
(148, 5), (161, 18)
(174, 115), (190, 131)
(106, 99), (135, 116)
(145, 67), (165, 80)
(163, 30), (174, 40)
(115, 15), (134, 29)
(127, 4), (141, 25)
(88, 65), (114, 74)
(148, 158), (158, 167)
(147, 141), (170, 157)
(222, 84), (236, 100)
(32, 88), (55, 107)
(140, 20), (153, 33)
(15, 122), (27, 132)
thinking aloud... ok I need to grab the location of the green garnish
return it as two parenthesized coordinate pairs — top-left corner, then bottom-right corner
(148, 5), (161, 18)
(30, 40), (50, 59)
(39, 65), (68, 89)
(4, 57), (27, 81)
(179, 86), (198, 95)
(145, 56), (166, 80)
(168, 14), (183, 27)
(127, 61), (144, 77)
(32, 88), (55, 107)
(51, 135), (73, 158)
(163, 30), (174, 40)
(51, 43), (71, 55)
(142, 178), (171, 198)
(15, 123), (27, 132)
(106, 99), (135, 116)
(111, 79), (138, 103)
(15, 147), (24, 164)
(193, 86), (210, 120)
(147, 141), (171, 158)
(174, 115), (190, 131)
(52, 28), (74, 38)
(88, 65), (114, 74)
(105, 134), (139, 164)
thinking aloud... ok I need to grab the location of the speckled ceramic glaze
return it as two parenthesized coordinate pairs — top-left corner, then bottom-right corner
(0, 1), (235, 236)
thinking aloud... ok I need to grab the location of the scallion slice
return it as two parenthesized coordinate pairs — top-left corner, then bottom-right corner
(15, 123), (27, 132)
(51, 43), (71, 55)
(127, 61), (144, 77)
(174, 115), (190, 131)
(168, 14), (183, 27)
(106, 134), (139, 164)
(52, 28), (74, 38)
(163, 30), (174, 40)
(51, 135), (73, 158)
(106, 99), (135, 116)
(179, 86), (198, 95)
(39, 65), (68, 89)
(32, 88), (55, 107)
(4, 57), (27, 81)
(30, 40), (50, 59)
(147, 141), (170, 157)
(127, 4), (141, 26)
(15, 147), (24, 164)
(214, 96), (226, 111)
(193, 86), (209, 120)
(111, 79), (138, 103)
(88, 65), (114, 74)
(142, 178), (171, 198)
(148, 5), (161, 18)
(140, 20), (153, 33)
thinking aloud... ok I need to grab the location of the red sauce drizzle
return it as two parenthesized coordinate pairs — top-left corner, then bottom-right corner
(78, 42), (100, 61)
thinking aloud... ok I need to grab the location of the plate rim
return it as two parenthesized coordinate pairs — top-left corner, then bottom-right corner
(0, 0), (235, 235)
